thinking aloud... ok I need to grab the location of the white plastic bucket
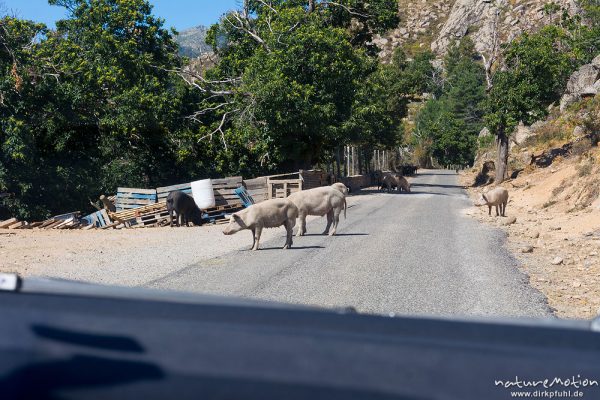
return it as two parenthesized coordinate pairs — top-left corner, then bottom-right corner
(191, 179), (215, 209)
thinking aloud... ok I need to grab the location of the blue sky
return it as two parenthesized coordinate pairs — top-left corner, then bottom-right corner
(1, 0), (240, 31)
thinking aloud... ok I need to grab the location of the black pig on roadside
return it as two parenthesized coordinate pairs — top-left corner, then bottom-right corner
(166, 191), (203, 227)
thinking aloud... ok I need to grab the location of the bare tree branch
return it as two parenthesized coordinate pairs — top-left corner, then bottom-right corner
(196, 109), (241, 151)
(225, 12), (271, 52)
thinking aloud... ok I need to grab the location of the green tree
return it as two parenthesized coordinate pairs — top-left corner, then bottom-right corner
(194, 0), (400, 171)
(0, 17), (48, 218)
(1, 0), (198, 219)
(485, 26), (578, 182)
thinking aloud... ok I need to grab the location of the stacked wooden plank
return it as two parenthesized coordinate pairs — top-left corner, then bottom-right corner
(107, 200), (170, 228)
(0, 218), (23, 229)
(37, 212), (83, 230)
(1, 212), (87, 230)
(115, 188), (157, 212)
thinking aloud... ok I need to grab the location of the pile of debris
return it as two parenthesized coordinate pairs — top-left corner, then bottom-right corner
(0, 170), (346, 231)
(0, 212), (85, 231)
(1, 176), (249, 231)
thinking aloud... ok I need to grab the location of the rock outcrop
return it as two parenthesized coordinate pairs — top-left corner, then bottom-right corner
(431, 0), (579, 55)
(376, 0), (580, 61)
(559, 55), (600, 111)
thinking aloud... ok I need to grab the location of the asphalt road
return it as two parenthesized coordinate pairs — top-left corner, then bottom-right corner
(145, 170), (550, 318)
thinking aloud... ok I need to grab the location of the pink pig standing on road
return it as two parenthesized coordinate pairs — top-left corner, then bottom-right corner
(223, 198), (298, 251)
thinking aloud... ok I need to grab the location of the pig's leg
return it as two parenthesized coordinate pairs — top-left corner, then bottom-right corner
(251, 228), (256, 250)
(322, 209), (333, 235)
(296, 212), (307, 237)
(488, 205), (491, 216)
(503, 201), (507, 217)
(283, 220), (293, 249)
(169, 209), (174, 227)
(495, 205), (499, 217)
(329, 207), (341, 236)
(252, 226), (263, 251)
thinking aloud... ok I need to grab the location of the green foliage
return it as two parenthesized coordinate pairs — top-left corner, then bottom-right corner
(198, 1), (403, 171)
(484, 25), (579, 142)
(1, 0), (404, 218)
(0, 0), (199, 219)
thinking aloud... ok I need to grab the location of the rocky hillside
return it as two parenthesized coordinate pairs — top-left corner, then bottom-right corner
(375, 0), (580, 59)
(462, 53), (600, 319)
(175, 25), (211, 58)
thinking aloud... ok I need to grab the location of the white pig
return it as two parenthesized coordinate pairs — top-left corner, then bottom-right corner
(331, 182), (348, 219)
(287, 186), (345, 237)
(477, 187), (509, 217)
(331, 182), (349, 196)
(223, 198), (298, 251)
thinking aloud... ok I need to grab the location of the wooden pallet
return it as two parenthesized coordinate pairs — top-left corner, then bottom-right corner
(138, 210), (171, 227)
(212, 177), (243, 207)
(110, 201), (167, 223)
(202, 203), (243, 216)
(201, 202), (243, 223)
(115, 187), (157, 211)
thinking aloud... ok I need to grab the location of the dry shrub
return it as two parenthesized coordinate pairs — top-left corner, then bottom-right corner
(551, 179), (569, 197)
(524, 123), (569, 148)
(572, 137), (593, 156)
(573, 174), (600, 208)
(576, 158), (594, 177)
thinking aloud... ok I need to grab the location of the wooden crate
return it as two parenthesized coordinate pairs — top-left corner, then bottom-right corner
(267, 177), (302, 199)
(115, 188), (157, 211)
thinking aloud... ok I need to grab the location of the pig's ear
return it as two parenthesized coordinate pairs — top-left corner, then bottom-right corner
(232, 213), (241, 220)
(481, 193), (487, 202)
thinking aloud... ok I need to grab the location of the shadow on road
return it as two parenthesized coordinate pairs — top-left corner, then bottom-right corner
(412, 183), (466, 189)
(414, 172), (457, 176)
(251, 245), (326, 251)
(301, 233), (369, 237)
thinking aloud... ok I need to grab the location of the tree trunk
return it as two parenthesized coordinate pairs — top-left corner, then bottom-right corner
(495, 125), (509, 183)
